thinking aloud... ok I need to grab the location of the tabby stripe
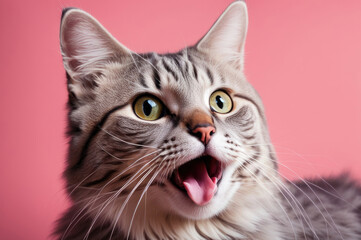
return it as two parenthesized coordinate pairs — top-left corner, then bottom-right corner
(220, 73), (226, 83)
(234, 94), (262, 116)
(149, 226), (160, 240)
(250, 154), (260, 162)
(216, 225), (235, 239)
(139, 74), (148, 88)
(153, 68), (162, 89)
(173, 57), (182, 71)
(268, 145), (278, 170)
(251, 145), (261, 152)
(173, 57), (186, 79)
(144, 232), (151, 240)
(162, 59), (178, 81)
(192, 63), (198, 80)
(242, 134), (256, 140)
(152, 181), (166, 187)
(117, 172), (132, 183)
(184, 61), (189, 75)
(195, 223), (211, 240)
(237, 151), (261, 173)
(216, 216), (243, 233)
(124, 131), (147, 137)
(241, 159), (252, 168)
(187, 54), (199, 81)
(71, 104), (127, 170)
(206, 67), (214, 85)
(239, 120), (254, 127)
(104, 160), (124, 166)
(84, 169), (118, 187)
(151, 224), (173, 239)
(241, 126), (254, 132)
(356, 206), (361, 228)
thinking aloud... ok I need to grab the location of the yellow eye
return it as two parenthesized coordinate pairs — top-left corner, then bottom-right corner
(133, 95), (164, 121)
(209, 90), (233, 114)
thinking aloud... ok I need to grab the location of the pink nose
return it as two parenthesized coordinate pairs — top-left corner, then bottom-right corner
(192, 125), (216, 145)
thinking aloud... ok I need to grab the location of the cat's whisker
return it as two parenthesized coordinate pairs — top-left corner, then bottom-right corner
(237, 160), (314, 239)
(99, 127), (159, 149)
(264, 149), (355, 207)
(271, 164), (346, 240)
(67, 169), (97, 197)
(128, 51), (141, 74)
(75, 151), (161, 224)
(265, 172), (323, 239)
(230, 144), (312, 238)
(126, 163), (164, 240)
(234, 148), (321, 236)
(264, 158), (349, 239)
(251, 151), (352, 205)
(233, 161), (300, 239)
(61, 191), (115, 240)
(109, 164), (159, 240)
(84, 154), (163, 240)
(63, 162), (157, 240)
(66, 144), (156, 197)
(84, 164), (156, 240)
(96, 141), (139, 162)
(93, 149), (162, 195)
(242, 151), (345, 240)
(131, 51), (163, 76)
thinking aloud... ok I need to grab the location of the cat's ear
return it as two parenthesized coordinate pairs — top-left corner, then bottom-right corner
(196, 1), (248, 71)
(60, 8), (132, 101)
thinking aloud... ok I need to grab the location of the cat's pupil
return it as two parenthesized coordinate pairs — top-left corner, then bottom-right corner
(143, 100), (155, 116)
(216, 95), (224, 109)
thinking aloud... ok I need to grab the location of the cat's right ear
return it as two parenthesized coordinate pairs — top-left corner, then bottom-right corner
(196, 1), (248, 71)
(60, 8), (132, 102)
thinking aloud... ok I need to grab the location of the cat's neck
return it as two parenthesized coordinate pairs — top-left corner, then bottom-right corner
(114, 184), (285, 240)
(58, 182), (285, 240)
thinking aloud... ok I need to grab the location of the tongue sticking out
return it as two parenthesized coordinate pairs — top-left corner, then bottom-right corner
(178, 158), (218, 206)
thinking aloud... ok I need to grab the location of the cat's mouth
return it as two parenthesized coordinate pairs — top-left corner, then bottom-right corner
(170, 155), (223, 206)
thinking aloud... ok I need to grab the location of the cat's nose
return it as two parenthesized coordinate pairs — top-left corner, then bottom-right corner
(191, 125), (216, 145)
(184, 109), (216, 145)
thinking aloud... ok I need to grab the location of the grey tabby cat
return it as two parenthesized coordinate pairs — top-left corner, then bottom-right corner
(55, 1), (361, 239)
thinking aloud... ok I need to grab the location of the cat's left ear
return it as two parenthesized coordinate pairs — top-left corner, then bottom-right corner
(60, 8), (133, 104)
(196, 1), (248, 71)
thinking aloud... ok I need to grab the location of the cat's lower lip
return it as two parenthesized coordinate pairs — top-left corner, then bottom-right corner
(170, 155), (223, 204)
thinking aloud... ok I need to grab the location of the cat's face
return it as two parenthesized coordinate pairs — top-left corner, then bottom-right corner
(60, 1), (277, 230)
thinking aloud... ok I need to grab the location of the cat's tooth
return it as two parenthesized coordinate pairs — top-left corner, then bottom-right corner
(175, 169), (184, 188)
(211, 177), (218, 184)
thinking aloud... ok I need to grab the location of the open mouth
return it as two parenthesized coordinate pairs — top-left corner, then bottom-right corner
(171, 155), (223, 206)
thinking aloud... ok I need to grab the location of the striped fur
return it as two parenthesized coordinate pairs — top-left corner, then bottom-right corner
(55, 2), (361, 240)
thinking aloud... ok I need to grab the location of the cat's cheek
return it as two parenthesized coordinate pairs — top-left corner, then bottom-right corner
(205, 133), (235, 166)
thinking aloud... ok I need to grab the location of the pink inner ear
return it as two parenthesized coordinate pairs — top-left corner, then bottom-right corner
(61, 9), (131, 77)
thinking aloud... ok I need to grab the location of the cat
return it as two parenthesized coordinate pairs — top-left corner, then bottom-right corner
(54, 1), (361, 239)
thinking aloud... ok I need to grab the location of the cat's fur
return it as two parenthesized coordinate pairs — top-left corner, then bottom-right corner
(55, 2), (361, 239)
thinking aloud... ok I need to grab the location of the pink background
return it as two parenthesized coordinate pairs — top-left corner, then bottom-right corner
(1, 0), (360, 239)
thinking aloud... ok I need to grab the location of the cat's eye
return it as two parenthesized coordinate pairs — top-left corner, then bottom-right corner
(133, 95), (164, 121)
(209, 90), (233, 114)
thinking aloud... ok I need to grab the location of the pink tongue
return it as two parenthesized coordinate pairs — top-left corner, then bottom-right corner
(179, 159), (217, 206)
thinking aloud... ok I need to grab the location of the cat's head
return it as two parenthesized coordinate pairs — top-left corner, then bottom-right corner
(60, 0), (277, 231)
